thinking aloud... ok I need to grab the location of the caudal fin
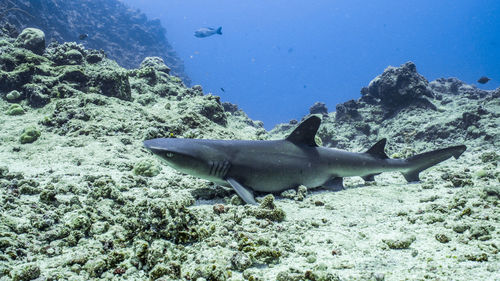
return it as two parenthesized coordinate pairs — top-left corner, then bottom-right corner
(402, 145), (467, 182)
(216, 26), (222, 35)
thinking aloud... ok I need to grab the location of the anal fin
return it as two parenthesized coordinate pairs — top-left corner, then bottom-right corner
(322, 177), (344, 191)
(362, 174), (379, 182)
(227, 178), (257, 205)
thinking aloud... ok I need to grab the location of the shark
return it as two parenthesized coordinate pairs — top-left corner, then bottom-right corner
(143, 116), (466, 204)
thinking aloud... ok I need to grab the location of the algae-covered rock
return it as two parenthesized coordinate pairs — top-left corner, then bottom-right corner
(24, 83), (50, 107)
(140, 56), (170, 74)
(19, 126), (41, 144)
(480, 151), (499, 165)
(149, 262), (181, 280)
(15, 28), (45, 55)
(383, 235), (416, 249)
(39, 188), (58, 204)
(10, 263), (40, 281)
(253, 247), (282, 264)
(133, 159), (160, 177)
(248, 194), (286, 222)
(84, 257), (107, 278)
(5, 90), (21, 101)
(90, 66), (131, 100)
(5, 104), (24, 115)
(231, 251), (252, 271)
(435, 233), (450, 243)
(276, 267), (340, 281)
(189, 263), (229, 281)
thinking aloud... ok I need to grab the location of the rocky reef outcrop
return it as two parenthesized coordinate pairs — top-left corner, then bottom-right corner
(360, 62), (435, 111)
(271, 62), (499, 157)
(0, 0), (190, 84)
(0, 27), (271, 280)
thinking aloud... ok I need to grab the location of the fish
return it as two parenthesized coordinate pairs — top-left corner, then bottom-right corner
(220, 87), (225, 93)
(144, 116), (466, 204)
(79, 33), (88, 40)
(194, 26), (222, 38)
(477, 76), (491, 84)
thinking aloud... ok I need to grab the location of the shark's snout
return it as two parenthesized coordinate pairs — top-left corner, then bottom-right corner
(143, 139), (169, 155)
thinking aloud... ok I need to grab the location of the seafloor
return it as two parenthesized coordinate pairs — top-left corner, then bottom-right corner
(0, 27), (498, 281)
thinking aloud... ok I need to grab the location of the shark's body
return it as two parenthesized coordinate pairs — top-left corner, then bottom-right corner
(144, 116), (466, 204)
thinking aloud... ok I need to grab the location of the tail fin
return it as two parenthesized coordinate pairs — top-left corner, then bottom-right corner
(216, 26), (222, 35)
(402, 145), (466, 182)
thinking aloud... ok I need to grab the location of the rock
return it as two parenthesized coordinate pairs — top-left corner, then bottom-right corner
(5, 104), (25, 115)
(5, 90), (21, 101)
(10, 263), (40, 281)
(222, 102), (238, 113)
(231, 252), (252, 271)
(23, 83), (50, 107)
(15, 28), (45, 55)
(140, 56), (170, 74)
(361, 62), (434, 109)
(383, 235), (416, 249)
(197, 95), (227, 126)
(64, 49), (84, 65)
(435, 233), (450, 243)
(90, 67), (131, 101)
(335, 99), (360, 121)
(4, 1), (190, 83)
(19, 126), (41, 144)
(248, 194), (286, 222)
(309, 102), (328, 115)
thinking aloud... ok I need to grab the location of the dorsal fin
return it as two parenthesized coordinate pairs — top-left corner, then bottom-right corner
(286, 115), (321, 146)
(366, 138), (388, 159)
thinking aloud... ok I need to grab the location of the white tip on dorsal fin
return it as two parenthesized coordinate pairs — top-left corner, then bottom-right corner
(286, 115), (321, 147)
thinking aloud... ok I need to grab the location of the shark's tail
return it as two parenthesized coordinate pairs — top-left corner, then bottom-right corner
(216, 26), (222, 35)
(402, 145), (467, 182)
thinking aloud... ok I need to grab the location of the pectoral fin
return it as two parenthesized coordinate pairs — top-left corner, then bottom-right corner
(227, 178), (257, 205)
(322, 177), (344, 191)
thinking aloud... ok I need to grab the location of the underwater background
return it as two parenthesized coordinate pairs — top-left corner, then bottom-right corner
(121, 0), (500, 128)
(0, 0), (498, 280)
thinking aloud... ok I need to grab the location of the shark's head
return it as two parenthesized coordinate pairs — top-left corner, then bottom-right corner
(143, 138), (214, 178)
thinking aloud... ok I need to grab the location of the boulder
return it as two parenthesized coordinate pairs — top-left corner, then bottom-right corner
(361, 62), (433, 109)
(15, 28), (45, 55)
(309, 102), (328, 115)
(140, 57), (170, 74)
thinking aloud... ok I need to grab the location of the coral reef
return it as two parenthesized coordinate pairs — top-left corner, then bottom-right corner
(0, 27), (498, 281)
(1, 0), (190, 84)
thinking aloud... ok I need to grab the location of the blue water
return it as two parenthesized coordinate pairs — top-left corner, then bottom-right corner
(120, 0), (500, 129)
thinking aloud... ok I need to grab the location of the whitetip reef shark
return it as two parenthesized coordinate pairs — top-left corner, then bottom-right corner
(144, 116), (466, 204)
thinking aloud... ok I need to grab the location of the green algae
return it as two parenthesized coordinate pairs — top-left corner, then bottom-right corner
(10, 263), (40, 281)
(19, 126), (41, 143)
(5, 90), (21, 100)
(5, 103), (24, 115)
(133, 159), (160, 177)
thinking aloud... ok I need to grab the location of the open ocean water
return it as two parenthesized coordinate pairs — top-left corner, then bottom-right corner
(121, 0), (500, 128)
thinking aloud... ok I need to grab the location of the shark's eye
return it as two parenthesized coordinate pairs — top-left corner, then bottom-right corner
(165, 152), (174, 158)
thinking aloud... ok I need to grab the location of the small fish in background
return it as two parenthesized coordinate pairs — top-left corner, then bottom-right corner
(79, 33), (88, 40)
(288, 47), (294, 53)
(220, 87), (225, 93)
(477, 76), (491, 84)
(194, 26), (222, 38)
